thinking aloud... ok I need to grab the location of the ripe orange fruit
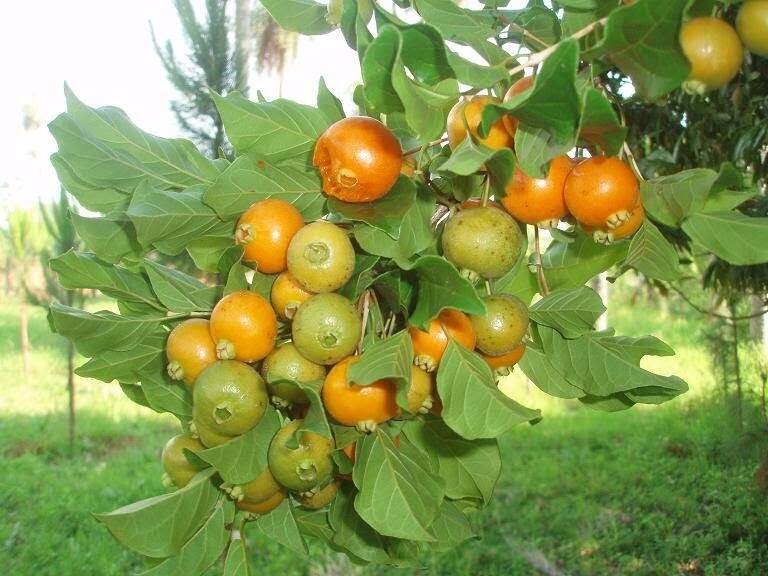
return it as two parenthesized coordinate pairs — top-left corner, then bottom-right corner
(502, 155), (573, 227)
(582, 203), (645, 245)
(563, 156), (639, 229)
(270, 272), (313, 321)
(313, 116), (403, 203)
(447, 95), (513, 150)
(236, 489), (286, 515)
(298, 480), (341, 509)
(409, 309), (476, 372)
(680, 17), (743, 93)
(502, 76), (535, 136)
(165, 318), (217, 388)
(482, 343), (526, 371)
(235, 199), (304, 274)
(406, 365), (434, 415)
(209, 290), (277, 362)
(321, 356), (399, 431)
(737, 0), (768, 56)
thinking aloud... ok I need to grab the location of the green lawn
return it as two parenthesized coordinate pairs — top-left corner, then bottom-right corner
(1, 284), (767, 575)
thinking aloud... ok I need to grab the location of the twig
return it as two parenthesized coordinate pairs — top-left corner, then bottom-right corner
(622, 142), (644, 181)
(667, 283), (768, 321)
(506, 17), (608, 78)
(481, 176), (491, 206)
(534, 226), (550, 296)
(504, 22), (551, 51)
(357, 291), (371, 354)
(161, 312), (211, 321)
(403, 137), (448, 157)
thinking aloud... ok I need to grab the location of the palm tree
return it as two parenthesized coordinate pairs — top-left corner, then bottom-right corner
(1, 207), (48, 383)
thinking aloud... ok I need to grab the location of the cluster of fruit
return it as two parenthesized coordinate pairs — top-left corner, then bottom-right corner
(680, 1), (768, 93)
(446, 78), (643, 246)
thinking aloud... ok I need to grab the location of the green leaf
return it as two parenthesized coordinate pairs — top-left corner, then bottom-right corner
(339, 254), (379, 301)
(197, 407), (282, 484)
(494, 259), (539, 305)
(482, 40), (580, 177)
(541, 233), (629, 290)
(403, 415), (500, 504)
(50, 250), (162, 310)
(518, 341), (584, 399)
(584, 0), (689, 100)
(71, 213), (141, 264)
(353, 183), (436, 261)
(249, 270), (277, 301)
(211, 92), (330, 163)
(254, 500), (308, 555)
(187, 234), (237, 273)
(577, 87), (627, 156)
(623, 219), (682, 281)
(539, 325), (688, 399)
(681, 211), (768, 266)
(48, 303), (161, 357)
(140, 371), (194, 419)
(413, 0), (495, 43)
(293, 379), (333, 440)
(329, 483), (390, 563)
(127, 182), (233, 256)
(260, 0), (334, 35)
(446, 49), (508, 89)
(223, 535), (250, 576)
(203, 156), (325, 220)
(327, 176), (416, 239)
(294, 508), (334, 542)
(428, 500), (477, 551)
(348, 330), (413, 410)
(76, 330), (165, 384)
(94, 470), (218, 558)
(50, 86), (217, 192)
(51, 154), (130, 215)
(144, 260), (219, 312)
(399, 255), (486, 329)
(438, 137), (515, 196)
(373, 270), (416, 314)
(437, 341), (541, 439)
(530, 285), (606, 338)
(317, 77), (345, 124)
(141, 501), (230, 576)
(353, 430), (445, 541)
(120, 382), (152, 409)
(640, 168), (718, 228)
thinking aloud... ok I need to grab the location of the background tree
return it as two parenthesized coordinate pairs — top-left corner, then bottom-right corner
(252, 3), (298, 97)
(1, 208), (48, 383)
(151, 0), (244, 157)
(29, 190), (84, 448)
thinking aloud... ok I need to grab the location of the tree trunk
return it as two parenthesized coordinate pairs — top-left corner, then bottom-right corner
(19, 298), (30, 383)
(67, 340), (76, 449)
(235, 0), (252, 94)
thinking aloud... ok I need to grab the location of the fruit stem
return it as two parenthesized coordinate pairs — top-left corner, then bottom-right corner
(534, 225), (551, 296)
(403, 137), (448, 157)
(481, 176), (491, 207)
(357, 290), (371, 354)
(506, 17), (608, 77)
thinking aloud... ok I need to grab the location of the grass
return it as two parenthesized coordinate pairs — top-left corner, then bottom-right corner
(1, 281), (767, 575)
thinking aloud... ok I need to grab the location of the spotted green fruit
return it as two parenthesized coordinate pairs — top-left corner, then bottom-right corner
(268, 419), (334, 492)
(442, 206), (522, 279)
(287, 222), (355, 293)
(192, 360), (268, 438)
(161, 434), (205, 488)
(261, 343), (326, 405)
(291, 293), (362, 365)
(470, 294), (529, 356)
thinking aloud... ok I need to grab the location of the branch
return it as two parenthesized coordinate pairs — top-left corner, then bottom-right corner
(534, 226), (550, 296)
(666, 284), (768, 321)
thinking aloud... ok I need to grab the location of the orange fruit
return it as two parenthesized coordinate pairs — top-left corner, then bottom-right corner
(209, 290), (277, 362)
(409, 309), (476, 372)
(235, 199), (304, 274)
(502, 155), (573, 227)
(321, 356), (399, 431)
(313, 116), (403, 203)
(236, 489), (286, 515)
(447, 95), (513, 150)
(737, 0), (768, 56)
(165, 318), (217, 388)
(270, 272), (313, 321)
(680, 17), (742, 93)
(582, 203), (645, 245)
(501, 76), (535, 136)
(563, 156), (639, 229)
(482, 343), (526, 370)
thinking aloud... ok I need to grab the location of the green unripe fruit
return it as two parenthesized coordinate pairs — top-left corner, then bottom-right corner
(268, 420), (334, 492)
(261, 343), (326, 406)
(291, 293), (362, 365)
(161, 434), (205, 488)
(470, 294), (529, 356)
